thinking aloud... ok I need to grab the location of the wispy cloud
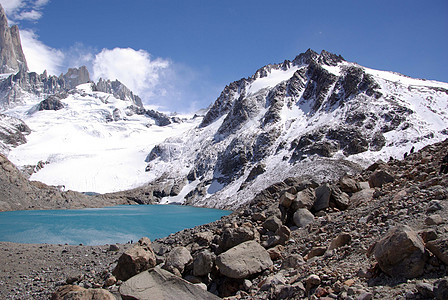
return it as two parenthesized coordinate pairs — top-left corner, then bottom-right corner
(2, 0), (49, 22)
(92, 48), (170, 102)
(20, 29), (65, 75)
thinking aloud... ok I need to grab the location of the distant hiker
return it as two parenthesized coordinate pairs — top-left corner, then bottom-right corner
(410, 146), (415, 154)
(404, 152), (408, 159)
(440, 154), (448, 174)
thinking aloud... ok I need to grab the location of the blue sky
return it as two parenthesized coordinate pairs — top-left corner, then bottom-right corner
(2, 0), (448, 113)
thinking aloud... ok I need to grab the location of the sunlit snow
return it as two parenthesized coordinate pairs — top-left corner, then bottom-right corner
(4, 84), (200, 193)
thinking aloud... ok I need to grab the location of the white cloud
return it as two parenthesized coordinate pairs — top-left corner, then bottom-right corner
(2, 0), (48, 22)
(20, 29), (65, 75)
(92, 48), (170, 100)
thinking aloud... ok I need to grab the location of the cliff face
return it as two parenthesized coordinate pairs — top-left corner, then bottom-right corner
(0, 4), (28, 74)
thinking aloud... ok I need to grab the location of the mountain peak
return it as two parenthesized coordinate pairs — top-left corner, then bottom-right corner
(0, 4), (28, 74)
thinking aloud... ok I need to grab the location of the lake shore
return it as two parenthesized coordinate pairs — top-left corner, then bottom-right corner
(0, 241), (133, 299)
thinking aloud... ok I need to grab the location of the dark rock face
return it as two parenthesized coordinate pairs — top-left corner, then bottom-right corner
(37, 94), (66, 111)
(93, 78), (143, 108)
(127, 105), (173, 127)
(0, 5), (28, 73)
(0, 113), (30, 154)
(0, 67), (90, 108)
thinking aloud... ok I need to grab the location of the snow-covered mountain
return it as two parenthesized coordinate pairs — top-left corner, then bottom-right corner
(143, 49), (448, 208)
(2, 83), (197, 193)
(1, 4), (447, 209)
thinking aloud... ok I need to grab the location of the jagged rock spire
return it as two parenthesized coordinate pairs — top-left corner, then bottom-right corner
(0, 4), (28, 73)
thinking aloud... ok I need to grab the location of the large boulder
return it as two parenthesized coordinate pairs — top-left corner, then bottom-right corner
(216, 240), (273, 279)
(292, 187), (316, 210)
(373, 225), (428, 278)
(313, 183), (331, 212)
(426, 238), (448, 265)
(193, 250), (215, 276)
(368, 169), (394, 188)
(52, 285), (114, 300)
(163, 246), (193, 275)
(219, 226), (258, 251)
(293, 208), (314, 228)
(119, 267), (220, 300)
(338, 175), (361, 193)
(112, 237), (157, 281)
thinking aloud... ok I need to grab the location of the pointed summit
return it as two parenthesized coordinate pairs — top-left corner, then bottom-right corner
(0, 4), (28, 74)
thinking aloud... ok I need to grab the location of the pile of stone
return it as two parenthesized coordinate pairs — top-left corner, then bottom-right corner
(52, 139), (448, 299)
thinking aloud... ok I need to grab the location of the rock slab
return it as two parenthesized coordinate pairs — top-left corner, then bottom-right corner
(119, 267), (220, 300)
(216, 240), (273, 279)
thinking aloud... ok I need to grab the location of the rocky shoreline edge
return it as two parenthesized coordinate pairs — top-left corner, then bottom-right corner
(1, 139), (448, 299)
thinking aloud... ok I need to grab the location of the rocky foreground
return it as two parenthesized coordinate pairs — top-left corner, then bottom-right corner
(1, 139), (448, 299)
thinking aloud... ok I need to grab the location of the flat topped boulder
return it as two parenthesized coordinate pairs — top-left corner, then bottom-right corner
(119, 267), (220, 300)
(216, 240), (273, 279)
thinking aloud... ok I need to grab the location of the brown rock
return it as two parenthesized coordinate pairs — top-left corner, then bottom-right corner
(425, 215), (444, 226)
(267, 245), (284, 260)
(292, 187), (316, 210)
(426, 238), (448, 265)
(338, 175), (361, 193)
(306, 246), (327, 260)
(112, 237), (157, 281)
(279, 191), (296, 208)
(328, 232), (352, 250)
(62, 289), (115, 300)
(373, 225), (428, 278)
(368, 169), (394, 188)
(51, 285), (85, 300)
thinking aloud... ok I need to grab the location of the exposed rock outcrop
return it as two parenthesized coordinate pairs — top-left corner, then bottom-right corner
(93, 78), (143, 108)
(0, 4), (28, 73)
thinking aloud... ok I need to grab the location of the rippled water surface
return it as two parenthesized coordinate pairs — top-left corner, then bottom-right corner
(0, 205), (230, 245)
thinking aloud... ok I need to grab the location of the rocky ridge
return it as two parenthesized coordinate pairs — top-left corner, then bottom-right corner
(145, 49), (448, 209)
(2, 138), (447, 299)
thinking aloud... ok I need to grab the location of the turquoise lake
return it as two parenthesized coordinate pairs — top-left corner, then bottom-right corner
(0, 205), (230, 245)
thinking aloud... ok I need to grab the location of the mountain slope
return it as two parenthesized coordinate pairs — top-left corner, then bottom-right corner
(145, 49), (448, 208)
(3, 83), (197, 193)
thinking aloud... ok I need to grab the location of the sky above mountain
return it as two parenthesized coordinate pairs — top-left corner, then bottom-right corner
(1, 0), (447, 113)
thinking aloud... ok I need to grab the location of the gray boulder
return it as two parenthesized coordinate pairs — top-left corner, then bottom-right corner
(262, 216), (282, 232)
(219, 226), (258, 251)
(164, 246), (193, 275)
(292, 187), (316, 210)
(112, 237), (157, 281)
(119, 267), (220, 300)
(216, 240), (273, 279)
(373, 225), (428, 278)
(193, 250), (215, 276)
(293, 208), (314, 228)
